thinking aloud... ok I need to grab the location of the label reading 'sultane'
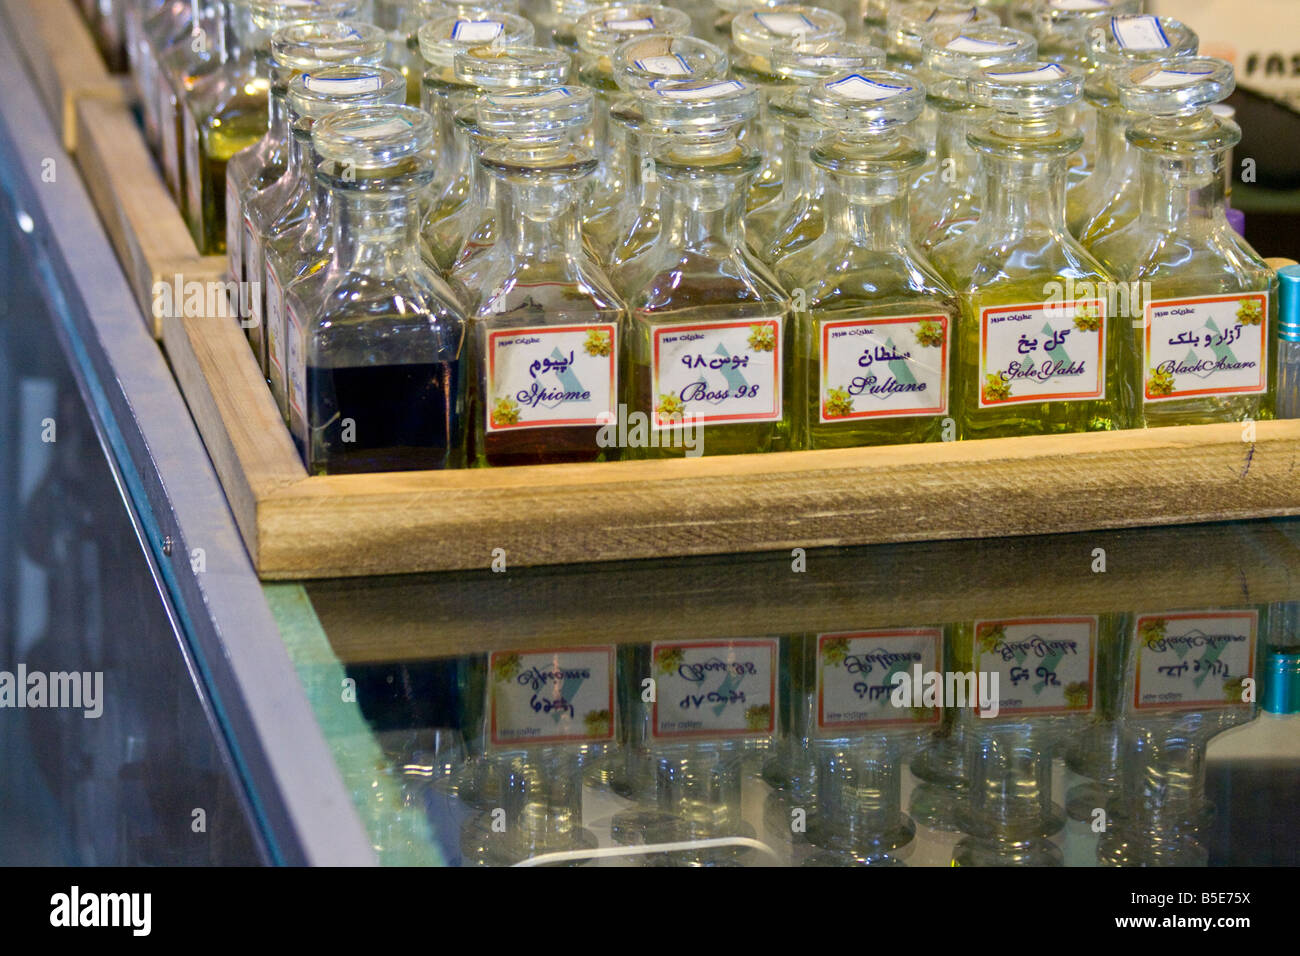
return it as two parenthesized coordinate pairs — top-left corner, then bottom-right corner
(1132, 611), (1257, 711)
(488, 647), (615, 747)
(651, 640), (777, 739)
(485, 324), (618, 431)
(820, 314), (949, 422)
(650, 318), (782, 428)
(979, 299), (1105, 406)
(816, 629), (942, 732)
(1143, 293), (1268, 401)
(972, 617), (1098, 716)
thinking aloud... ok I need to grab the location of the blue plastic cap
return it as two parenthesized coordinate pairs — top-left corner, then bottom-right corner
(1278, 263), (1300, 343)
(1263, 650), (1300, 714)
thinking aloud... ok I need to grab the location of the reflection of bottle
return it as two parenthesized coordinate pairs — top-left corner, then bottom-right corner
(1063, 616), (1129, 822)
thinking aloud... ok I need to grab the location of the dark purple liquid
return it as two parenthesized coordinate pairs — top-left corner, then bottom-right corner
(307, 362), (461, 474)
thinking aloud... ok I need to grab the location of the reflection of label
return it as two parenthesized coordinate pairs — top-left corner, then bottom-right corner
(485, 324), (618, 431)
(820, 314), (948, 422)
(226, 179), (242, 283)
(1132, 611), (1257, 711)
(979, 299), (1106, 406)
(1143, 293), (1268, 401)
(651, 640), (777, 738)
(488, 647), (615, 747)
(266, 259), (285, 379)
(973, 617), (1097, 715)
(286, 299), (306, 420)
(1110, 14), (1170, 50)
(183, 108), (202, 228)
(634, 54), (692, 76)
(650, 318), (782, 428)
(816, 630), (942, 732)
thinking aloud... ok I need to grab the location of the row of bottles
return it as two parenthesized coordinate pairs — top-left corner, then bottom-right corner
(110, 2), (1290, 474)
(354, 601), (1296, 865)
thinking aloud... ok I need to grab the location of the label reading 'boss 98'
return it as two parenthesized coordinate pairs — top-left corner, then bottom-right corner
(651, 319), (782, 428)
(651, 640), (777, 739)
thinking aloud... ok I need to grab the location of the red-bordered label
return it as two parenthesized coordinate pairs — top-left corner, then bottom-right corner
(650, 318), (783, 428)
(979, 299), (1106, 406)
(484, 323), (618, 431)
(1143, 293), (1268, 401)
(488, 646), (616, 747)
(1132, 610), (1257, 711)
(650, 640), (778, 739)
(819, 314), (949, 422)
(815, 629), (944, 732)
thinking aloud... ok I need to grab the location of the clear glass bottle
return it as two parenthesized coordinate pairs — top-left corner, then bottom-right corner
(744, 40), (884, 268)
(883, 0), (1000, 72)
(1067, 14), (1198, 244)
(450, 86), (628, 467)
(574, 5), (693, 255)
(730, 5), (847, 212)
(602, 33), (732, 281)
(777, 70), (958, 450)
(141, 0), (194, 156)
(400, 0), (526, 103)
(1278, 264), (1300, 419)
(909, 23), (1037, 254)
(260, 67), (408, 414)
(156, 0), (217, 204)
(929, 62), (1133, 438)
(620, 78), (792, 458)
(1090, 59), (1278, 428)
(283, 106), (468, 473)
(229, 20), (387, 323)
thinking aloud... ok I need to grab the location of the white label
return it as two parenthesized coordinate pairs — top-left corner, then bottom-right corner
(634, 54), (693, 76)
(1132, 611), (1257, 711)
(650, 318), (782, 428)
(1138, 67), (1215, 87)
(945, 34), (1021, 53)
(1110, 15), (1170, 50)
(972, 618), (1098, 716)
(978, 299), (1106, 407)
(243, 220), (263, 332)
(450, 19), (504, 42)
(819, 314), (949, 422)
(754, 11), (815, 35)
(353, 116), (415, 137)
(183, 108), (202, 228)
(1050, 0), (1112, 9)
(266, 257), (286, 380)
(826, 73), (912, 101)
(654, 79), (743, 100)
(1143, 293), (1269, 401)
(487, 647), (615, 747)
(651, 640), (777, 739)
(484, 324), (618, 432)
(287, 299), (307, 421)
(226, 179), (242, 283)
(302, 72), (384, 94)
(603, 17), (656, 31)
(815, 630), (943, 732)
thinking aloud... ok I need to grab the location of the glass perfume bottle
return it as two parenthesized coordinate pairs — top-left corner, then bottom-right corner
(156, 0), (217, 205)
(260, 67), (407, 415)
(744, 39), (884, 268)
(450, 86), (628, 467)
(404, 1), (530, 104)
(777, 71), (957, 449)
(574, 4), (693, 258)
(883, 1), (1000, 72)
(227, 20), (386, 314)
(602, 33), (732, 281)
(283, 106), (468, 473)
(619, 78), (792, 458)
(730, 5), (847, 212)
(137, 0), (191, 155)
(1090, 59), (1278, 428)
(1066, 14), (1198, 244)
(909, 23), (1037, 254)
(929, 61), (1133, 438)
(1278, 264), (1300, 419)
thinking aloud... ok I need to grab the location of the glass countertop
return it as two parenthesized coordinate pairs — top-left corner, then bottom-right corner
(266, 518), (1300, 866)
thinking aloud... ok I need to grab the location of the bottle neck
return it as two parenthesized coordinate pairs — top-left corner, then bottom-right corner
(656, 138), (756, 253)
(932, 104), (979, 189)
(826, 168), (912, 251)
(776, 119), (822, 204)
(980, 151), (1071, 238)
(433, 89), (468, 190)
(331, 186), (425, 276)
(1137, 139), (1229, 233)
(490, 167), (588, 266)
(1091, 105), (1126, 182)
(266, 80), (289, 141)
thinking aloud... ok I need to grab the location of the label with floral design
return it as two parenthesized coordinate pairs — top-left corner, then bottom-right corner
(651, 640), (777, 739)
(1131, 611), (1257, 711)
(978, 299), (1106, 407)
(484, 324), (618, 432)
(820, 314), (949, 422)
(488, 646), (615, 747)
(972, 617), (1097, 716)
(650, 318), (782, 428)
(1143, 293), (1269, 401)
(816, 629), (943, 732)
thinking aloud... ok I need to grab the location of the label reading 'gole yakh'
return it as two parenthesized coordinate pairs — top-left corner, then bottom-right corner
(972, 617), (1098, 716)
(1132, 611), (1257, 711)
(820, 314), (949, 422)
(485, 324), (618, 432)
(979, 299), (1106, 407)
(1143, 293), (1268, 401)
(651, 640), (777, 739)
(651, 318), (782, 428)
(816, 629), (943, 732)
(488, 647), (615, 747)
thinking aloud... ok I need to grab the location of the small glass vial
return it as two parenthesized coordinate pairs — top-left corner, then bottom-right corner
(1067, 14), (1198, 244)
(229, 20), (388, 324)
(283, 106), (468, 473)
(777, 71), (957, 449)
(929, 62), (1133, 438)
(620, 79), (792, 458)
(1090, 59), (1278, 428)
(452, 86), (628, 467)
(261, 66), (408, 415)
(602, 33), (732, 280)
(910, 23), (1037, 254)
(731, 6), (847, 212)
(745, 39), (885, 268)
(1277, 264), (1300, 420)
